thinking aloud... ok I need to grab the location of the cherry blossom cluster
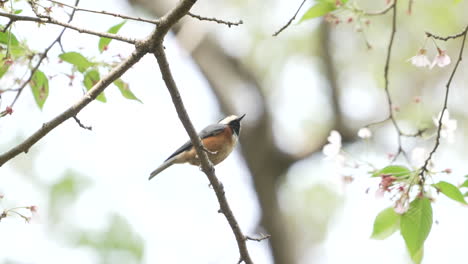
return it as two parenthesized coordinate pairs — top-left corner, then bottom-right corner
(322, 106), (458, 214)
(409, 40), (451, 69)
(0, 195), (38, 223)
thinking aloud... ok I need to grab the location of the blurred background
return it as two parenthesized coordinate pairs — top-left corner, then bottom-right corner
(1, 0), (468, 263)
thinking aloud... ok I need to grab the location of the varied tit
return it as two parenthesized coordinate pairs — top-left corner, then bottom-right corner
(149, 114), (246, 180)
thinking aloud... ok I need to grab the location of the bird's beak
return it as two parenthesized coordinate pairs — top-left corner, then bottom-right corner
(237, 114), (246, 122)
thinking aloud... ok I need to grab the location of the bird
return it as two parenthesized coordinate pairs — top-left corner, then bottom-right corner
(149, 114), (246, 180)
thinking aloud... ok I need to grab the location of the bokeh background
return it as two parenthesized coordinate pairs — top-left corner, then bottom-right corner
(1, 0), (468, 263)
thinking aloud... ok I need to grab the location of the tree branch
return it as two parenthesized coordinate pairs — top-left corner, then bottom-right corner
(2, 0), (262, 262)
(187, 12), (243, 27)
(153, 42), (255, 264)
(45, 0), (160, 25)
(364, 2), (410, 163)
(419, 25), (468, 184)
(0, 12), (136, 44)
(0, 44), (147, 167)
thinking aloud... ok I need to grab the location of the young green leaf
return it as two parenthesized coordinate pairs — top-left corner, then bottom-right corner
(299, 2), (336, 23)
(371, 207), (400, 240)
(59, 52), (94, 73)
(372, 165), (411, 178)
(432, 181), (467, 204)
(0, 31), (20, 46)
(114, 79), (142, 103)
(401, 198), (432, 264)
(83, 69), (106, 102)
(460, 179), (468, 188)
(30, 70), (49, 109)
(0, 56), (10, 78)
(98, 21), (126, 53)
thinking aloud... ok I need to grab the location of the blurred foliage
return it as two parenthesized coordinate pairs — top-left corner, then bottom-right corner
(47, 170), (144, 264)
(281, 182), (341, 256)
(76, 214), (144, 264)
(48, 170), (90, 224)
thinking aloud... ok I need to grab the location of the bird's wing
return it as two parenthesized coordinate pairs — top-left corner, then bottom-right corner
(164, 124), (226, 161)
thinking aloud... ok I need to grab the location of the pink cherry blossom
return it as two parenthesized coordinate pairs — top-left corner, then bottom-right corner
(431, 48), (451, 68)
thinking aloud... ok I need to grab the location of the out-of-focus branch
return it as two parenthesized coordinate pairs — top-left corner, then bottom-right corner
(419, 25), (468, 184)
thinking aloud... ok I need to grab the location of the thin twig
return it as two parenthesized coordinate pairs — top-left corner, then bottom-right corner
(153, 43), (256, 264)
(245, 234), (271, 242)
(426, 29), (467, 41)
(366, 2), (409, 163)
(418, 25), (468, 184)
(45, 0), (160, 25)
(362, 4), (394, 16)
(187, 12), (242, 27)
(0, 12), (136, 44)
(383, 2), (406, 161)
(273, 0), (306, 36)
(73, 116), (92, 130)
(10, 0), (81, 108)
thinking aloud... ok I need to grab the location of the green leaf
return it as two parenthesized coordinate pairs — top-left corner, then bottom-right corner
(114, 79), (142, 103)
(401, 198), (432, 264)
(372, 165), (412, 178)
(461, 179), (468, 188)
(59, 52), (93, 73)
(14, 9), (23, 14)
(0, 31), (19, 46)
(83, 69), (106, 102)
(432, 181), (467, 204)
(0, 55), (10, 78)
(371, 207), (400, 240)
(99, 21), (126, 53)
(464, 191), (468, 197)
(299, 2), (336, 23)
(30, 70), (49, 109)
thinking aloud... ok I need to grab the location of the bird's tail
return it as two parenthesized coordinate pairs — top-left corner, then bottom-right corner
(149, 158), (176, 180)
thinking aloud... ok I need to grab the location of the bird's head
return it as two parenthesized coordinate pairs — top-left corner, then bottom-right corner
(219, 114), (246, 135)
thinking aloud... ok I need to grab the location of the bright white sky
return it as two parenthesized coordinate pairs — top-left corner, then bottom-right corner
(1, 0), (468, 264)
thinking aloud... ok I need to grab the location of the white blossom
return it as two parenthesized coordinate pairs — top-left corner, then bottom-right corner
(408, 49), (431, 68)
(394, 199), (409, 214)
(357, 127), (372, 139)
(433, 110), (457, 143)
(323, 130), (342, 158)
